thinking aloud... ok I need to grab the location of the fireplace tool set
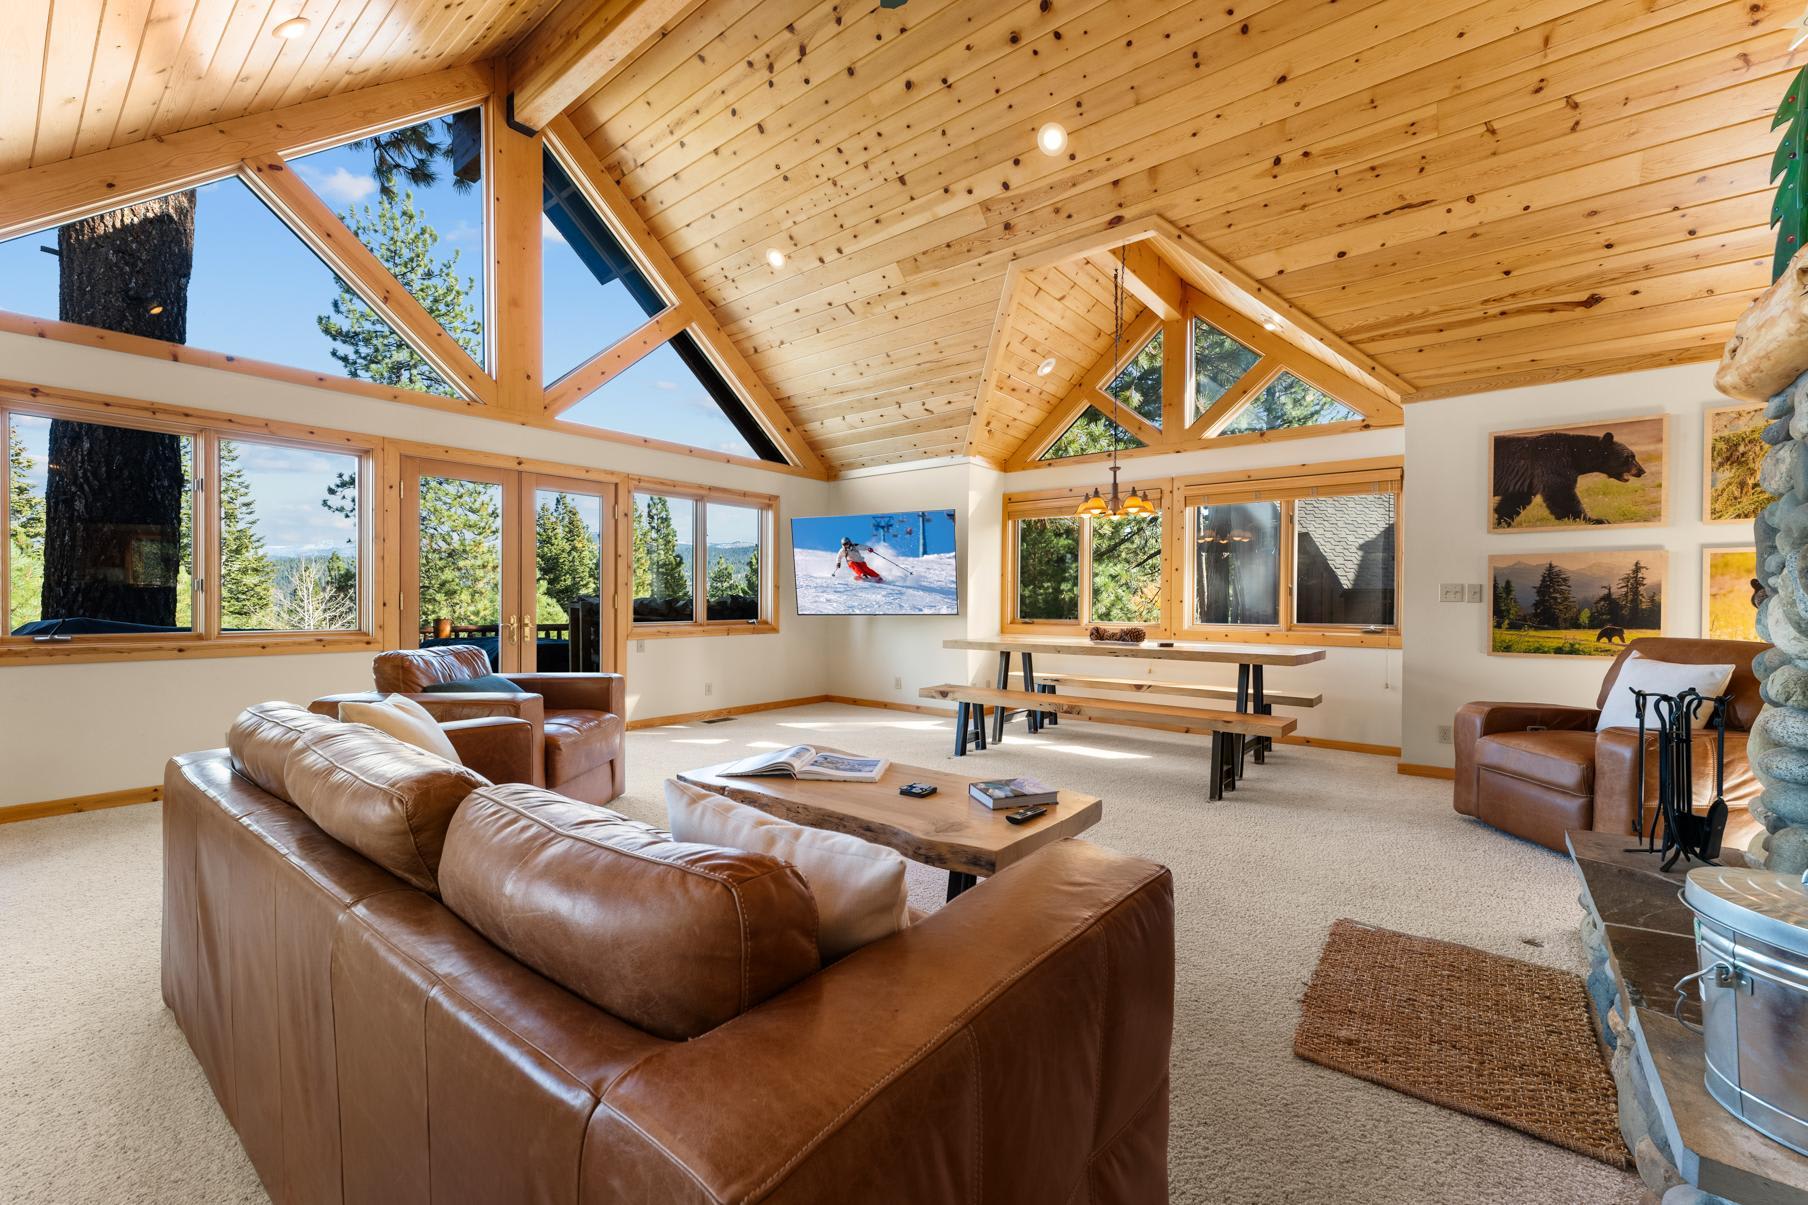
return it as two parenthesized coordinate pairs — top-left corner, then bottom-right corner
(1628, 687), (1731, 871)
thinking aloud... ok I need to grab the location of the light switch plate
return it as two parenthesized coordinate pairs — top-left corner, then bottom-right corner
(1466, 583), (1484, 604)
(1439, 583), (1465, 603)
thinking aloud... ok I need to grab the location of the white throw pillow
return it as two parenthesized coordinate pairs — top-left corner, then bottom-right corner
(339, 694), (462, 764)
(663, 779), (909, 960)
(1595, 655), (1735, 732)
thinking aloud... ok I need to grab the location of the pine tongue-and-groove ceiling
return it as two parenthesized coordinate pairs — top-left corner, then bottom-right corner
(568, 0), (1791, 471)
(0, 0), (1792, 475)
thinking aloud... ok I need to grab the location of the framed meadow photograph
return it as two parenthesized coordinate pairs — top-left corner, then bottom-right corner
(1489, 549), (1667, 657)
(1487, 415), (1666, 532)
(1702, 546), (1761, 642)
(1703, 402), (1776, 524)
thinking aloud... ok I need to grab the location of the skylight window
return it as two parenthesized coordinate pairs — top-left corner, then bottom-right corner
(559, 333), (784, 461)
(542, 149), (670, 383)
(1220, 372), (1360, 435)
(287, 108), (487, 369)
(0, 177), (454, 395)
(1104, 329), (1163, 427)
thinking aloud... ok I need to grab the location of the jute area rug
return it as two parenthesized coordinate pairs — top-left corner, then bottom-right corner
(1294, 918), (1632, 1170)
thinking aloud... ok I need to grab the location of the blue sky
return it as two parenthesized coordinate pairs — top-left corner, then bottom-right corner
(792, 510), (958, 555)
(0, 110), (757, 461)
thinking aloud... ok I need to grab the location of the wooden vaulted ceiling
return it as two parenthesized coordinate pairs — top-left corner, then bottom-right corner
(567, 0), (1792, 471)
(0, 0), (1794, 476)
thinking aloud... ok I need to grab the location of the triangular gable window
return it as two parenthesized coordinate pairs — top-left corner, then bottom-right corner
(287, 108), (487, 369)
(0, 177), (456, 395)
(560, 332), (785, 462)
(1039, 406), (1146, 461)
(1220, 372), (1360, 435)
(1104, 329), (1163, 427)
(542, 149), (670, 383)
(1191, 318), (1260, 424)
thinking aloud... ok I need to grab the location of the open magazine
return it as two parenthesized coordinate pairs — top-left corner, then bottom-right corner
(718, 745), (889, 782)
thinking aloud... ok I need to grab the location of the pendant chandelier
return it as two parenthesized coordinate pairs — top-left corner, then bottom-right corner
(1076, 247), (1155, 519)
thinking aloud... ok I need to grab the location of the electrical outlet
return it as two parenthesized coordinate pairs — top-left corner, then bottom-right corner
(894, 675), (903, 690)
(1466, 583), (1484, 604)
(1437, 724), (1453, 745)
(1439, 583), (1465, 603)
(635, 639), (646, 653)
(704, 682), (713, 697)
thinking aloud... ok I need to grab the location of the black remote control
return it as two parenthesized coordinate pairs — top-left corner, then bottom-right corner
(1006, 805), (1047, 825)
(899, 783), (938, 798)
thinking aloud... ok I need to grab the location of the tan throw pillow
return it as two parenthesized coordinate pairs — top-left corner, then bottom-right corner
(339, 694), (461, 764)
(664, 779), (909, 960)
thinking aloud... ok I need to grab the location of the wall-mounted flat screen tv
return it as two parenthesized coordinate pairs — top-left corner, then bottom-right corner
(791, 509), (959, 616)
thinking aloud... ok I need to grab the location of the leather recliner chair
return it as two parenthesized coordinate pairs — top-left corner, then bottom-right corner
(312, 645), (626, 803)
(1454, 637), (1768, 852)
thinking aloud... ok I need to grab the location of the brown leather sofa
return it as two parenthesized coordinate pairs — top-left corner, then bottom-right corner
(1454, 637), (1767, 852)
(312, 645), (626, 803)
(163, 703), (1176, 1204)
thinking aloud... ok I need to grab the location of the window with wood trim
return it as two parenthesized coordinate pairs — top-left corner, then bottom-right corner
(4, 402), (371, 652)
(630, 482), (774, 630)
(1007, 488), (1165, 628)
(1180, 463), (1401, 638)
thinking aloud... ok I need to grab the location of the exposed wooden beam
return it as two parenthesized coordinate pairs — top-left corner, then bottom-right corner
(543, 305), (692, 414)
(488, 71), (548, 414)
(507, 0), (696, 132)
(0, 64), (492, 242)
(542, 115), (829, 476)
(1118, 240), (1183, 322)
(242, 157), (496, 405)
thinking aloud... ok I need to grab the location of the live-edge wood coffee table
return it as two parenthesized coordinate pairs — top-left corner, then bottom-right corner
(676, 749), (1102, 900)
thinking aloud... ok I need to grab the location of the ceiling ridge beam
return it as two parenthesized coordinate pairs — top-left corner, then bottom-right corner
(506, 0), (696, 133)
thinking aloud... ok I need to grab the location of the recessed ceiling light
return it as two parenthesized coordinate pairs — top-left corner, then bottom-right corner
(1036, 356), (1058, 377)
(1261, 317), (1282, 332)
(765, 248), (786, 269)
(273, 15), (310, 38)
(1036, 122), (1068, 157)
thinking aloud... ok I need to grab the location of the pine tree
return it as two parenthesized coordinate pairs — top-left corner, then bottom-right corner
(1089, 514), (1164, 624)
(1492, 576), (1521, 628)
(1616, 560), (1652, 629)
(1530, 562), (1577, 629)
(535, 494), (599, 616)
(631, 501), (653, 601)
(324, 550), (357, 618)
(740, 545), (761, 600)
(317, 191), (479, 395)
(1019, 517), (1081, 620)
(1593, 587), (1620, 628)
(643, 496), (689, 601)
(273, 557), (357, 630)
(1105, 330), (1165, 425)
(7, 427), (45, 630)
(419, 477), (502, 628)
(219, 442), (276, 629)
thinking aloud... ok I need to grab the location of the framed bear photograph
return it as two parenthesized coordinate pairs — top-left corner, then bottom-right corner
(1487, 415), (1667, 532)
(1702, 546), (1761, 642)
(1489, 548), (1667, 657)
(1702, 402), (1776, 524)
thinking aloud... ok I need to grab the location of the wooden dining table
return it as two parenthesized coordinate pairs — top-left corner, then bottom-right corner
(943, 635), (1326, 756)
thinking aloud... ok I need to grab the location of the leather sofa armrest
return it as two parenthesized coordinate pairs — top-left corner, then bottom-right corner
(442, 717), (536, 785)
(1454, 702), (1600, 816)
(398, 691), (546, 729)
(1594, 727), (1752, 839)
(507, 673), (624, 718)
(582, 839), (1175, 1204)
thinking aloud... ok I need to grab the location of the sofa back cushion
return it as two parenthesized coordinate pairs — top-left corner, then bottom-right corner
(373, 645), (491, 693)
(1598, 638), (1767, 731)
(283, 725), (489, 893)
(229, 702), (341, 802)
(438, 783), (820, 1041)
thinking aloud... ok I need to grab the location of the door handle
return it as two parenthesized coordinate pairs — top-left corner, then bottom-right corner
(508, 614), (520, 645)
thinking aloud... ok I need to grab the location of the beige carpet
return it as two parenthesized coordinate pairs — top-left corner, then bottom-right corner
(0, 703), (1644, 1204)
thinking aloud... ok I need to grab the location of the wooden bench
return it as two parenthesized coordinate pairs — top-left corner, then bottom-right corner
(918, 684), (1295, 801)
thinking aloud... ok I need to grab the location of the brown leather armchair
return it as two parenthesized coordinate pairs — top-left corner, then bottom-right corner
(1455, 637), (1767, 852)
(312, 645), (627, 804)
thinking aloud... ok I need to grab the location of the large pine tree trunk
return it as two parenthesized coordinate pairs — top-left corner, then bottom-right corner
(42, 193), (195, 627)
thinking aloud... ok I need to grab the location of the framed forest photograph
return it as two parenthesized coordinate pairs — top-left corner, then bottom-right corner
(1487, 415), (1666, 532)
(1702, 547), (1761, 642)
(1489, 549), (1667, 657)
(1703, 402), (1776, 524)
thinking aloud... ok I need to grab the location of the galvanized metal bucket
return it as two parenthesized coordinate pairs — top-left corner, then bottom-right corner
(1681, 866), (1808, 1157)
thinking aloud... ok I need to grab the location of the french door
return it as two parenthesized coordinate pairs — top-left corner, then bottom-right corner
(399, 456), (620, 674)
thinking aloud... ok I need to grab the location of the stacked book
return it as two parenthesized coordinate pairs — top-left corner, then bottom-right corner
(968, 777), (1058, 810)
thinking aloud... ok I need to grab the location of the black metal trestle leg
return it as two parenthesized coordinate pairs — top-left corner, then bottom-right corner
(1253, 665), (1269, 765)
(992, 651), (1010, 743)
(953, 702), (969, 756)
(1021, 652), (1039, 734)
(947, 872), (978, 900)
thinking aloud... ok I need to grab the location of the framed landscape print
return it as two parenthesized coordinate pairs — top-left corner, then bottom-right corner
(1489, 549), (1667, 657)
(1702, 546), (1761, 642)
(1487, 415), (1666, 532)
(1703, 402), (1776, 524)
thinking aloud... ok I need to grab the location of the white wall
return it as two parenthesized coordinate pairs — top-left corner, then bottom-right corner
(996, 427), (1409, 750)
(1400, 360), (1738, 768)
(0, 332), (830, 804)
